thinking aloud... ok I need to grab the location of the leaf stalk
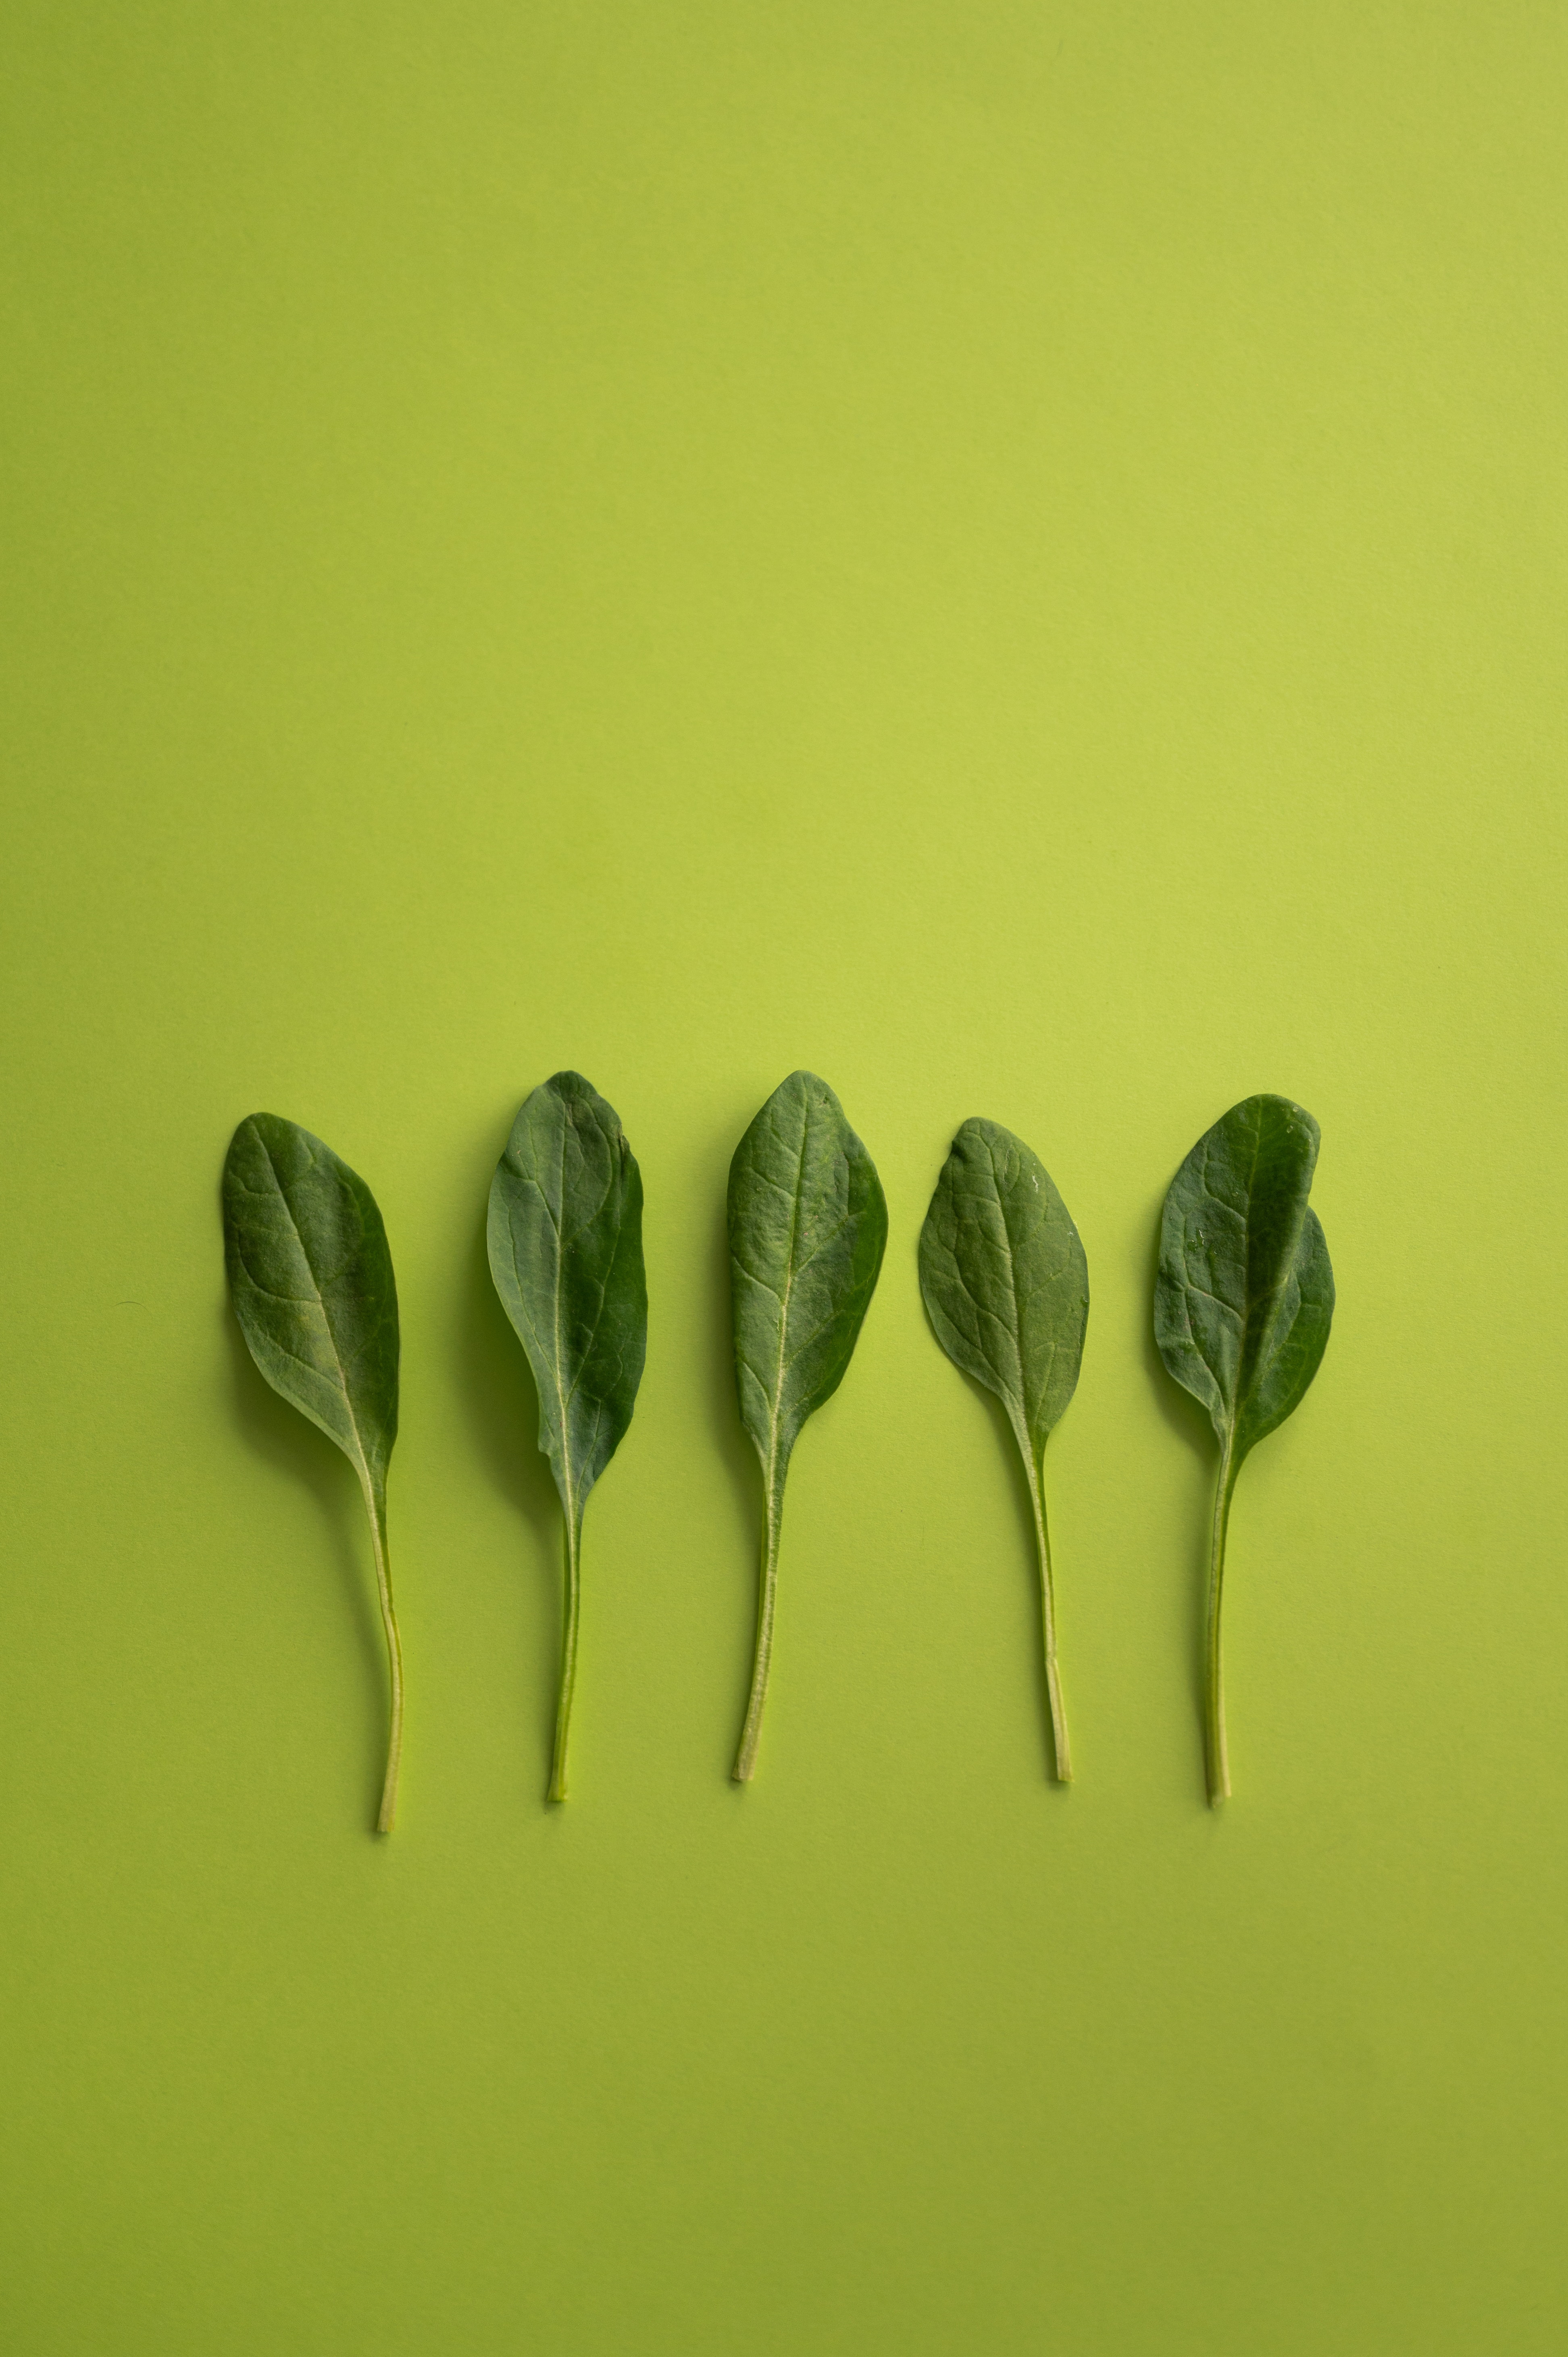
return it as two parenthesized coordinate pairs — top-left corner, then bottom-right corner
(1025, 1452), (1072, 1784)
(550, 1511), (583, 1803)
(733, 1482), (783, 1782)
(1205, 1444), (1237, 1806)
(363, 1476), (403, 1836)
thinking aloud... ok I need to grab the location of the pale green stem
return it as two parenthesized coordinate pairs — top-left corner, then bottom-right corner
(362, 1476), (403, 1836)
(1206, 1443), (1238, 1807)
(733, 1481), (783, 1782)
(1024, 1452), (1072, 1784)
(549, 1510), (583, 1803)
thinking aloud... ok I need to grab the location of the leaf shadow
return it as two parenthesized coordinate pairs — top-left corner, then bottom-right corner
(451, 1186), (567, 1801)
(1138, 1194), (1218, 1801)
(220, 1304), (389, 1816)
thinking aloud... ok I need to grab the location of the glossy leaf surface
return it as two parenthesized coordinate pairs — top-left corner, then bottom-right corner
(487, 1071), (647, 1799)
(727, 1070), (887, 1780)
(222, 1112), (404, 1831)
(918, 1117), (1088, 1780)
(1155, 1093), (1335, 1801)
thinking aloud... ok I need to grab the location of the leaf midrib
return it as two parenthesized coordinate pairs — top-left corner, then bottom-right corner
(766, 1095), (813, 1489)
(1202, 1105), (1305, 1448)
(260, 1129), (377, 1492)
(496, 1103), (631, 1523)
(551, 1107), (575, 1524)
(987, 1140), (1034, 1442)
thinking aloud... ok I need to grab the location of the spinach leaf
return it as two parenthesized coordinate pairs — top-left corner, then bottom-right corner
(727, 1071), (887, 1780)
(487, 1072), (647, 1801)
(1155, 1094), (1335, 1803)
(222, 1114), (404, 1832)
(918, 1119), (1089, 1782)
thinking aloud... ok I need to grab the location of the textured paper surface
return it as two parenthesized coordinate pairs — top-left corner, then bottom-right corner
(3, 6), (1565, 2351)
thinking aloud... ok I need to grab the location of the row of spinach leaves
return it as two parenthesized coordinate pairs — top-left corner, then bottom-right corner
(222, 1078), (1332, 1828)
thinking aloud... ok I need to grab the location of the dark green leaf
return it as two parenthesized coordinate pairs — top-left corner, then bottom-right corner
(1155, 1094), (1335, 1801)
(727, 1071), (887, 1780)
(918, 1118), (1089, 1780)
(222, 1113), (404, 1832)
(487, 1071), (648, 1800)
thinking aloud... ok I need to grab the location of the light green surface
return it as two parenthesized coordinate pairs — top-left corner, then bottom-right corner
(3, 6), (1565, 2351)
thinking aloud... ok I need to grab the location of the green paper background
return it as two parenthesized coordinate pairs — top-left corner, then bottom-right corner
(4, 5), (1565, 2351)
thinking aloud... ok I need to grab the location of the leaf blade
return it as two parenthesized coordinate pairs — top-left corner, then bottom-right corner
(918, 1117), (1089, 1459)
(1154, 1093), (1333, 1468)
(223, 1112), (400, 1494)
(727, 1071), (887, 1778)
(486, 1071), (648, 1800)
(728, 1071), (887, 1480)
(486, 1071), (648, 1525)
(1153, 1093), (1335, 1802)
(221, 1112), (404, 1828)
(918, 1117), (1089, 1780)
(1236, 1205), (1335, 1458)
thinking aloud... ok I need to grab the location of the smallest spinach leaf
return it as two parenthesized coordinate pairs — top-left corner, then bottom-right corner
(1154, 1093), (1335, 1803)
(222, 1113), (405, 1833)
(487, 1072), (648, 1801)
(918, 1118), (1089, 1782)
